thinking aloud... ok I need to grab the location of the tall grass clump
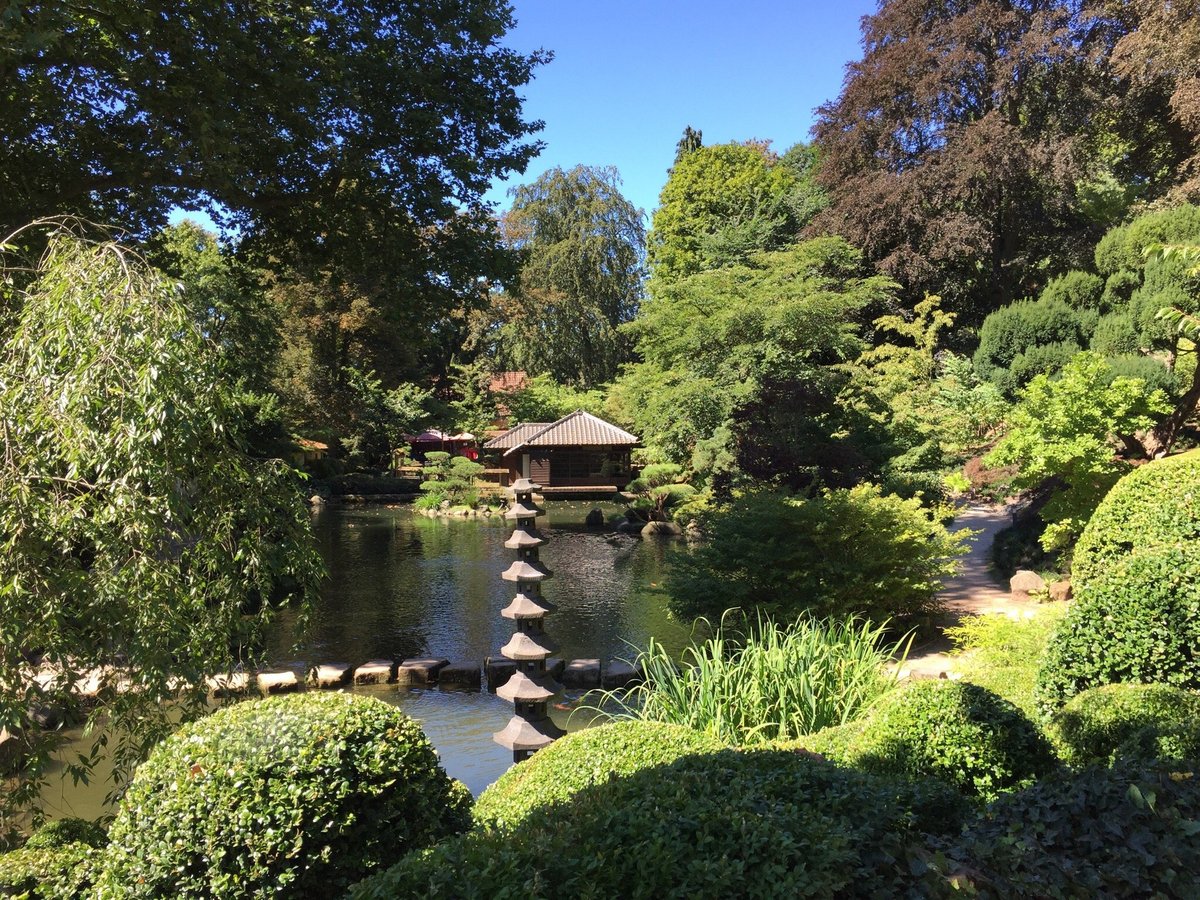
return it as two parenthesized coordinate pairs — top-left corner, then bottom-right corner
(600, 616), (909, 745)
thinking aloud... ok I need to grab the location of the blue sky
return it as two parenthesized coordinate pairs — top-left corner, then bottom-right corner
(172, 1), (876, 232)
(483, 0), (878, 219)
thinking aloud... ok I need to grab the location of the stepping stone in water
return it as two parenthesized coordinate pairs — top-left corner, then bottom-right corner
(206, 672), (250, 698)
(354, 659), (396, 685)
(308, 663), (352, 689)
(257, 671), (300, 695)
(601, 660), (640, 690)
(439, 662), (481, 690)
(561, 659), (600, 689)
(398, 658), (449, 686)
(485, 657), (517, 691)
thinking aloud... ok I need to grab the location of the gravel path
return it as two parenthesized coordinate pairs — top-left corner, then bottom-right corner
(899, 503), (1042, 679)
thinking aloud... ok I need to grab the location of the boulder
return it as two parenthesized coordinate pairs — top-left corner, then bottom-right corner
(641, 520), (683, 539)
(615, 519), (643, 535)
(544, 657), (566, 680)
(585, 508), (605, 528)
(1010, 569), (1047, 599)
(1048, 579), (1073, 602)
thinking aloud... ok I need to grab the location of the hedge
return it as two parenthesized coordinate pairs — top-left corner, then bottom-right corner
(1071, 449), (1200, 587)
(473, 721), (726, 830)
(351, 749), (965, 900)
(0, 843), (101, 899)
(1047, 683), (1200, 767)
(94, 692), (471, 899)
(811, 680), (1056, 801)
(1036, 546), (1200, 711)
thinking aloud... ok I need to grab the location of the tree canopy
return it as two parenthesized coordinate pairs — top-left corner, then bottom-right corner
(470, 165), (646, 386)
(1, 0), (547, 263)
(647, 140), (824, 285)
(811, 0), (1188, 321)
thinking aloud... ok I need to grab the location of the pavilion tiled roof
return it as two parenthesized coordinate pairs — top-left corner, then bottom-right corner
(485, 410), (638, 455)
(484, 422), (550, 450)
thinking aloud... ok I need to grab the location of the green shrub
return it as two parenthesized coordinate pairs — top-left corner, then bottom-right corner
(994, 340), (1082, 397)
(1040, 270), (1104, 310)
(668, 485), (968, 627)
(1090, 310), (1140, 355)
(941, 761), (1200, 897)
(818, 680), (1057, 801)
(0, 842), (101, 899)
(95, 692), (471, 899)
(473, 721), (725, 830)
(1037, 546), (1200, 712)
(973, 298), (1093, 391)
(1104, 353), (1179, 396)
(603, 617), (906, 746)
(24, 818), (107, 850)
(417, 451), (484, 508)
(352, 749), (966, 900)
(1094, 204), (1200, 275)
(1047, 683), (1200, 767)
(1071, 449), (1200, 587)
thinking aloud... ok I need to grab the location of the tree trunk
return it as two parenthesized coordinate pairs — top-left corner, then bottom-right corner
(1139, 362), (1200, 457)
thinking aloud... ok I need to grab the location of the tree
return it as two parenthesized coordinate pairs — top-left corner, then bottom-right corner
(647, 141), (822, 284)
(470, 165), (646, 386)
(0, 1), (546, 260)
(610, 237), (898, 492)
(148, 221), (292, 457)
(1110, 0), (1200, 202)
(810, 0), (1186, 321)
(0, 229), (323, 831)
(985, 352), (1170, 550)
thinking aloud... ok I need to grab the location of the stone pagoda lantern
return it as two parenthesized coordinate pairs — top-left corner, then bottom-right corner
(493, 478), (564, 762)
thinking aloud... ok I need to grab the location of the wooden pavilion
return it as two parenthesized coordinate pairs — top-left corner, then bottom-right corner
(483, 410), (638, 491)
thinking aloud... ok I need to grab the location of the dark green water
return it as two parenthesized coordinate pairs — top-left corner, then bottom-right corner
(37, 502), (691, 815)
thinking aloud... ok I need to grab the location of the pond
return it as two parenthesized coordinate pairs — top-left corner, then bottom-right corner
(36, 502), (692, 819)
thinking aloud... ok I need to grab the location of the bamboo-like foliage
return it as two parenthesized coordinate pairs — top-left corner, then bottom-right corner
(598, 616), (909, 745)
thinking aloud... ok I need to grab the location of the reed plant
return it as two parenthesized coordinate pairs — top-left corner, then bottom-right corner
(597, 616), (910, 745)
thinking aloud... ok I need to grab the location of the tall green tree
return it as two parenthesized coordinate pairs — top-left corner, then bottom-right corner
(647, 140), (823, 284)
(610, 237), (897, 492)
(811, 0), (1187, 321)
(0, 229), (323, 830)
(470, 165), (646, 386)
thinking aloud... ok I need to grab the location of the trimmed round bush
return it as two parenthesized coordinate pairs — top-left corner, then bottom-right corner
(1037, 546), (1200, 711)
(942, 761), (1200, 897)
(1040, 270), (1104, 310)
(351, 749), (966, 900)
(1048, 683), (1200, 767)
(819, 680), (1056, 801)
(24, 817), (107, 851)
(95, 692), (471, 899)
(473, 721), (725, 829)
(0, 843), (101, 899)
(1072, 449), (1200, 587)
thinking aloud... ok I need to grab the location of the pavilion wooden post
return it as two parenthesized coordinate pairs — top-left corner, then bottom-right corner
(493, 478), (564, 762)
